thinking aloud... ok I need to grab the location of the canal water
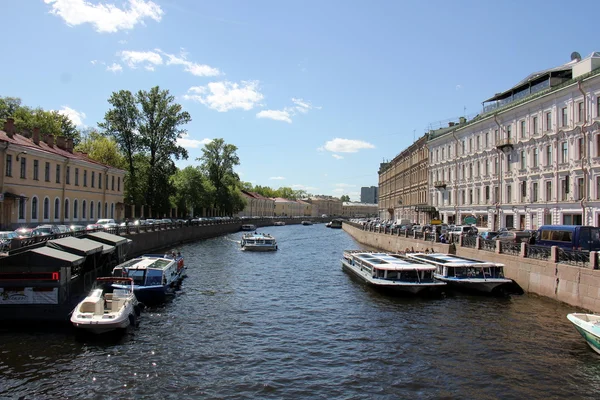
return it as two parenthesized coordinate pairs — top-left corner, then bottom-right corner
(1, 224), (600, 399)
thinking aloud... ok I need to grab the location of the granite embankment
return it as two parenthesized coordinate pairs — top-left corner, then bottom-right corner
(343, 222), (600, 313)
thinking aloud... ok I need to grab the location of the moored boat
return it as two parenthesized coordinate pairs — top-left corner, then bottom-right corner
(301, 221), (313, 226)
(341, 250), (446, 295)
(112, 253), (185, 305)
(241, 224), (257, 231)
(405, 253), (515, 294)
(329, 219), (343, 229)
(70, 277), (139, 334)
(241, 232), (278, 251)
(567, 313), (600, 354)
(274, 221), (286, 226)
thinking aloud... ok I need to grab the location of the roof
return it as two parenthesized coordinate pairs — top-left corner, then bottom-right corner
(0, 246), (85, 268)
(47, 236), (107, 256)
(350, 252), (436, 271)
(82, 231), (131, 247)
(407, 253), (503, 267)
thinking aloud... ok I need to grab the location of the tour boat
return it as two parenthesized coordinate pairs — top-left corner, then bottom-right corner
(241, 232), (278, 251)
(241, 224), (257, 231)
(405, 253), (515, 294)
(70, 277), (140, 334)
(567, 313), (600, 354)
(273, 221), (286, 226)
(329, 219), (343, 229)
(112, 253), (186, 305)
(301, 221), (313, 226)
(341, 250), (446, 295)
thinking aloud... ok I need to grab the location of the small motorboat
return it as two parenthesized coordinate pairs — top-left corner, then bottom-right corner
(70, 277), (140, 334)
(567, 313), (600, 354)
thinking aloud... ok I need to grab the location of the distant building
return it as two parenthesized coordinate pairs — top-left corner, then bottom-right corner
(342, 202), (378, 218)
(360, 186), (378, 204)
(273, 197), (303, 217)
(304, 196), (342, 217)
(296, 199), (313, 217)
(238, 191), (275, 217)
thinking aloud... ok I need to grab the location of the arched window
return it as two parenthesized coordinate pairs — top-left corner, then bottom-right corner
(104, 202), (108, 219)
(54, 198), (60, 220)
(73, 199), (78, 219)
(110, 203), (114, 219)
(64, 199), (69, 220)
(43, 197), (49, 220)
(97, 202), (101, 219)
(90, 201), (94, 220)
(18, 197), (25, 220)
(31, 197), (38, 220)
(82, 200), (87, 220)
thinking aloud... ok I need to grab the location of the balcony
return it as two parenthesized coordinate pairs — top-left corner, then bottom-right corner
(496, 138), (514, 152)
(433, 180), (447, 189)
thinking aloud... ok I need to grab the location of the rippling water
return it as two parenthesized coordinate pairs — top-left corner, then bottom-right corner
(2, 224), (600, 399)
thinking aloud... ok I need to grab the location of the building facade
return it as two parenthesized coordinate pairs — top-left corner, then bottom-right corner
(341, 202), (378, 218)
(428, 52), (600, 230)
(360, 186), (378, 204)
(238, 190), (275, 217)
(273, 197), (303, 217)
(297, 200), (313, 216)
(378, 134), (431, 223)
(0, 119), (126, 229)
(305, 196), (343, 217)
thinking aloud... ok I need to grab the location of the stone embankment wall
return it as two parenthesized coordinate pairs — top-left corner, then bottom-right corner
(343, 222), (600, 313)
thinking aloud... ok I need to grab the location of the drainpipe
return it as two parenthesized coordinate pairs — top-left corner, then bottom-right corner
(0, 142), (9, 230)
(493, 114), (503, 230)
(62, 158), (70, 224)
(451, 130), (460, 225)
(578, 80), (588, 225)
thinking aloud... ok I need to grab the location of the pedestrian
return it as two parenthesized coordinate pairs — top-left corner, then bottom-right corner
(528, 231), (536, 245)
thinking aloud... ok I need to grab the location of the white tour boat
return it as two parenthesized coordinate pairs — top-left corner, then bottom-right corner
(241, 232), (278, 252)
(70, 277), (140, 334)
(567, 313), (600, 354)
(341, 250), (446, 295)
(273, 221), (286, 226)
(241, 224), (257, 231)
(301, 221), (313, 226)
(405, 253), (515, 294)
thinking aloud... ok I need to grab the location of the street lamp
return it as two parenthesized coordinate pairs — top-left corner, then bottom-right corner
(16, 151), (27, 161)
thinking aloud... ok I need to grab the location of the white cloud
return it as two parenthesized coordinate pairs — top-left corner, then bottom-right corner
(163, 51), (220, 77)
(269, 176), (285, 180)
(335, 183), (356, 188)
(118, 39), (127, 44)
(456, 84), (463, 90)
(183, 81), (264, 112)
(322, 138), (375, 153)
(256, 110), (292, 123)
(291, 184), (318, 191)
(44, 0), (163, 33)
(291, 98), (320, 113)
(57, 106), (86, 126)
(90, 59), (98, 65)
(106, 62), (123, 73)
(332, 154), (344, 160)
(176, 134), (211, 149)
(119, 50), (162, 69)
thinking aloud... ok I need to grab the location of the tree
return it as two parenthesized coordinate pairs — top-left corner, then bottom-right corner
(170, 166), (212, 217)
(198, 138), (244, 215)
(340, 195), (350, 202)
(76, 128), (125, 169)
(99, 90), (141, 204)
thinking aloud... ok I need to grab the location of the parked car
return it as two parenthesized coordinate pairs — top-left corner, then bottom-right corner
(536, 225), (600, 251)
(448, 225), (478, 237)
(85, 223), (104, 231)
(14, 227), (35, 238)
(479, 231), (499, 240)
(34, 224), (60, 236)
(495, 231), (530, 243)
(57, 225), (70, 233)
(96, 219), (118, 229)
(69, 225), (86, 232)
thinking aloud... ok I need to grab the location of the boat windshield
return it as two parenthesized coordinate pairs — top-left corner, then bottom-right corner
(125, 269), (146, 286)
(146, 269), (163, 285)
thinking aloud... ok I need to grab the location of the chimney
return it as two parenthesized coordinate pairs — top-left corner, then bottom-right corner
(448, 122), (455, 127)
(66, 138), (73, 153)
(32, 127), (40, 145)
(46, 134), (54, 147)
(56, 136), (66, 150)
(459, 116), (467, 124)
(3, 118), (15, 138)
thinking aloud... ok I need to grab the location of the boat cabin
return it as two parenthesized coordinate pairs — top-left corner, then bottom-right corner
(344, 251), (436, 282)
(406, 253), (505, 279)
(113, 257), (175, 287)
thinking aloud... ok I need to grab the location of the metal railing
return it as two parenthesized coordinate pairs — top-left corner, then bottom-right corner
(462, 236), (476, 248)
(525, 245), (552, 261)
(480, 239), (496, 252)
(500, 242), (521, 256)
(557, 248), (590, 266)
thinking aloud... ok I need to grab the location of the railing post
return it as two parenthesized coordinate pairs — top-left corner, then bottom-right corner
(475, 236), (481, 249)
(495, 240), (501, 254)
(551, 246), (558, 262)
(458, 235), (463, 247)
(413, 230), (417, 239)
(591, 251), (598, 269)
(520, 242), (527, 257)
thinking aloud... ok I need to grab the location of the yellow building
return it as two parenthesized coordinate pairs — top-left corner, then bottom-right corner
(0, 119), (126, 229)
(341, 202), (378, 218)
(305, 196), (343, 217)
(297, 200), (312, 217)
(273, 197), (303, 217)
(238, 190), (275, 217)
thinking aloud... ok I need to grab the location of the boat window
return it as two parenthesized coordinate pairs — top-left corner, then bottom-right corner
(146, 269), (163, 285)
(126, 269), (146, 286)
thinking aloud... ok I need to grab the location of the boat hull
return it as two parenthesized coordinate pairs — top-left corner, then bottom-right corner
(341, 259), (445, 296)
(242, 245), (277, 252)
(435, 276), (514, 294)
(568, 313), (600, 354)
(134, 285), (172, 305)
(71, 314), (132, 335)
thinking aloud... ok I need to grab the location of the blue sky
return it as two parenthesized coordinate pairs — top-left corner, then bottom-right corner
(2, 0), (600, 201)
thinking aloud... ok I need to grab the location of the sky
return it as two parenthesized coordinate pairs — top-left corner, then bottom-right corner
(2, 0), (600, 201)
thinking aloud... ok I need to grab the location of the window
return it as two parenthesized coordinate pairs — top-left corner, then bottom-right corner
(66, 166), (70, 184)
(476, 136), (480, 150)
(577, 177), (585, 201)
(561, 176), (569, 201)
(468, 163), (472, 178)
(64, 199), (69, 219)
(104, 202), (108, 218)
(31, 197), (38, 220)
(546, 181), (552, 201)
(563, 214), (582, 225)
(520, 120), (526, 138)
(90, 201), (94, 220)
(462, 140), (465, 155)
(54, 198), (60, 220)
(112, 175), (115, 190)
(91, 171), (95, 188)
(33, 160), (39, 180)
(475, 188), (480, 204)
(506, 184), (512, 203)
(485, 159), (489, 175)
(469, 189), (473, 204)
(20, 157), (26, 179)
(532, 116), (538, 135)
(578, 137), (584, 159)
(597, 96), (600, 118)
(520, 150), (526, 170)
(75, 168), (79, 186)
(73, 199), (78, 219)
(56, 164), (60, 183)
(485, 186), (490, 201)
(485, 132), (489, 148)
(561, 107), (568, 127)
(533, 182), (539, 202)
(99, 173), (102, 189)
(97, 202), (101, 218)
(561, 142), (568, 163)
(533, 148), (539, 168)
(476, 161), (480, 177)
(45, 162), (50, 182)
(598, 177), (600, 200)
(83, 170), (87, 187)
(44, 197), (49, 219)
(546, 145), (552, 166)
(506, 125), (512, 139)
(506, 153), (512, 171)
(118, 177), (121, 192)
(111, 203), (114, 219)
(105, 174), (108, 188)
(469, 138), (473, 153)
(494, 157), (499, 175)
(545, 111), (552, 131)
(521, 181), (527, 201)
(578, 102), (585, 123)
(82, 200), (87, 219)
(18, 197), (25, 219)
(5, 154), (12, 177)
(494, 129), (499, 144)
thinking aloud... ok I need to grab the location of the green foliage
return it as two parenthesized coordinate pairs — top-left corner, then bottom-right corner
(340, 195), (350, 202)
(170, 166), (211, 216)
(76, 128), (125, 169)
(246, 184), (307, 200)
